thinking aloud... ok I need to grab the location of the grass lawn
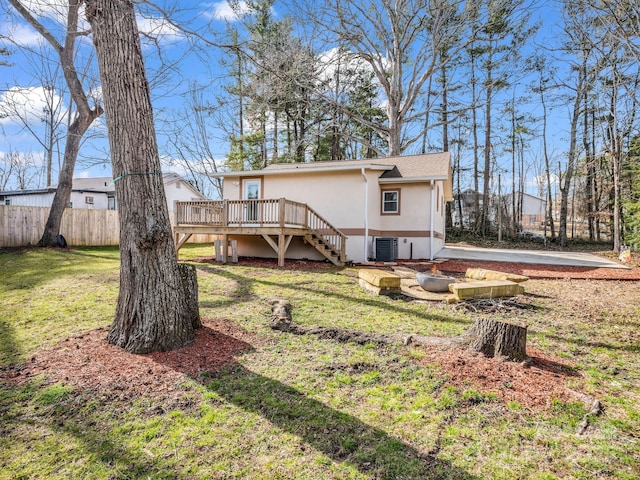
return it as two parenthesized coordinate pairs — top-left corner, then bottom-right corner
(1, 244), (639, 479)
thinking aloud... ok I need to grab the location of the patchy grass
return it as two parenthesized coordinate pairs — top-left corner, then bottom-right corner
(1, 243), (639, 479)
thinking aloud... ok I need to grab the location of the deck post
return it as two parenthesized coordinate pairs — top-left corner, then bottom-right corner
(279, 198), (286, 228)
(222, 234), (229, 263)
(222, 199), (228, 226)
(278, 233), (285, 267)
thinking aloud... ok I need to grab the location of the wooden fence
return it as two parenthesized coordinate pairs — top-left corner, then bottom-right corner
(0, 205), (218, 247)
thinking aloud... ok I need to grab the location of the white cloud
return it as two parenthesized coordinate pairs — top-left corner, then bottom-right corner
(0, 86), (65, 126)
(4, 24), (43, 47)
(204, 1), (250, 21)
(137, 16), (184, 42)
(19, 0), (66, 23)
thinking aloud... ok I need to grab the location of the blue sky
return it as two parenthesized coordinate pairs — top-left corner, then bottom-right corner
(1, 0), (571, 198)
(0, 1), (248, 187)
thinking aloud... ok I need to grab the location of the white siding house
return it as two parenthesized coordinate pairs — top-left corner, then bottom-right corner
(0, 173), (206, 214)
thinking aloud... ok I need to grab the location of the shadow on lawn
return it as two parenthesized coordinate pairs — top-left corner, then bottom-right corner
(0, 319), (21, 366)
(205, 363), (478, 480)
(195, 264), (470, 328)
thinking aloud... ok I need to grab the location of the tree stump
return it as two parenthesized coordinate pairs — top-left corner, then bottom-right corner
(461, 318), (528, 362)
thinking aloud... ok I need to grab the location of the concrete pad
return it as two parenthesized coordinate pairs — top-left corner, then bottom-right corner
(436, 245), (630, 269)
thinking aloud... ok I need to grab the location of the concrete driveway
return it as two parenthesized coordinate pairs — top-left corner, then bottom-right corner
(436, 245), (630, 269)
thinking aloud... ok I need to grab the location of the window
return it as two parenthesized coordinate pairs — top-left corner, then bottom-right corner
(381, 189), (400, 214)
(4, 199), (10, 206)
(85, 196), (94, 205)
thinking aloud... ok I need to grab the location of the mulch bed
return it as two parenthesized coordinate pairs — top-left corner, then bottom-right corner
(2, 317), (583, 412)
(436, 258), (640, 280)
(416, 344), (580, 409)
(1, 319), (258, 409)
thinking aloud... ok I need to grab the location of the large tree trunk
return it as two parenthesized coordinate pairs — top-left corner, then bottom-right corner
(86, 0), (200, 353)
(461, 318), (528, 362)
(38, 114), (97, 247)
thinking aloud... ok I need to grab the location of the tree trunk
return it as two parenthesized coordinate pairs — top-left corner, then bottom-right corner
(38, 114), (96, 247)
(86, 0), (200, 353)
(461, 318), (528, 362)
(7, 0), (103, 247)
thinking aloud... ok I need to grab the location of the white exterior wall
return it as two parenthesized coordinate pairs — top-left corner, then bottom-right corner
(369, 180), (445, 261)
(521, 194), (545, 216)
(69, 191), (110, 209)
(165, 180), (205, 213)
(5, 192), (55, 207)
(221, 170), (449, 263)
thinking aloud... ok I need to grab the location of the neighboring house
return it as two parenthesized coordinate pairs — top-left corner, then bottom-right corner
(206, 153), (452, 263)
(452, 190), (547, 230)
(0, 173), (206, 214)
(504, 191), (547, 227)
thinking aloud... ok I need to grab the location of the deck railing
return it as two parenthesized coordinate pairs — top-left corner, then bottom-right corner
(175, 198), (346, 261)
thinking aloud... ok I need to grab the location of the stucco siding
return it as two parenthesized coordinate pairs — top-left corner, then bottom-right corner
(218, 157), (451, 263)
(231, 235), (325, 262)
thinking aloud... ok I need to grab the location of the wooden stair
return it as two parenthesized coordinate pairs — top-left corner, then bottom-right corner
(304, 232), (345, 266)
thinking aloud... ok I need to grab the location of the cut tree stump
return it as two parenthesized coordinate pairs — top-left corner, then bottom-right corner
(268, 299), (529, 362)
(460, 317), (528, 361)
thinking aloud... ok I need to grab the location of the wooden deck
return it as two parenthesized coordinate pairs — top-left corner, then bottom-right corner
(174, 198), (347, 266)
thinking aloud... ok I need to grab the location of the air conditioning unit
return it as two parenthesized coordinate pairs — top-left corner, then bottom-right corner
(375, 237), (398, 262)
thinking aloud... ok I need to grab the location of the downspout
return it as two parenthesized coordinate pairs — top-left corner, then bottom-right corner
(430, 179), (435, 260)
(362, 168), (369, 261)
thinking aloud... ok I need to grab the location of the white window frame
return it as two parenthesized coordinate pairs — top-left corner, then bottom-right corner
(381, 189), (400, 215)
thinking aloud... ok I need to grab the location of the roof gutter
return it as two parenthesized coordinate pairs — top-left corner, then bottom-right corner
(378, 175), (449, 184)
(362, 168), (369, 261)
(209, 163), (393, 178)
(430, 179), (435, 261)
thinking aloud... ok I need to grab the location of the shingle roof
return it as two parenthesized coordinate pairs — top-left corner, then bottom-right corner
(263, 152), (451, 179)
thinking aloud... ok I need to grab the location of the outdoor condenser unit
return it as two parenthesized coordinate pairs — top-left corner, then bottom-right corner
(375, 237), (398, 262)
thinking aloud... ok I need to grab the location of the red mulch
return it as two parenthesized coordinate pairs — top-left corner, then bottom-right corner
(416, 344), (581, 409)
(1, 318), (257, 408)
(437, 259), (640, 280)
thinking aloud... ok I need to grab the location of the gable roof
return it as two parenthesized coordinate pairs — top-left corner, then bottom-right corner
(213, 153), (451, 181)
(0, 173), (205, 198)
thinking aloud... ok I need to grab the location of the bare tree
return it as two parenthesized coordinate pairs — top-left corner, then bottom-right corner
(0, 149), (40, 190)
(6, 0), (103, 247)
(557, 2), (595, 248)
(298, 0), (471, 156)
(85, 0), (200, 354)
(165, 84), (223, 198)
(0, 56), (67, 188)
(531, 55), (557, 240)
